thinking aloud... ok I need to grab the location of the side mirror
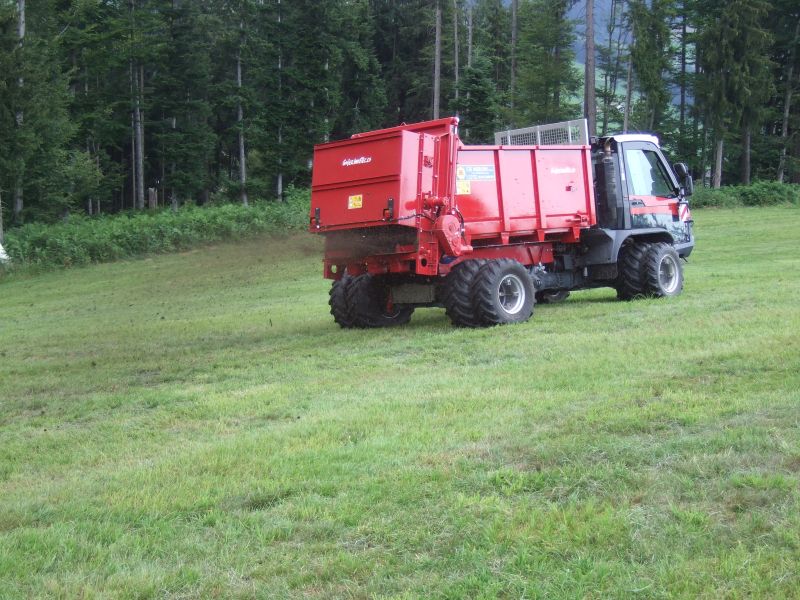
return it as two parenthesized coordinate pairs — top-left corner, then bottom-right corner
(683, 176), (694, 197)
(673, 162), (693, 197)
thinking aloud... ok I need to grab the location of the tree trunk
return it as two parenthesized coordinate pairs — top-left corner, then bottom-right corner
(433, 1), (441, 120)
(467, 5), (473, 69)
(237, 31), (248, 206)
(600, 0), (618, 135)
(170, 116), (178, 211)
(510, 0), (518, 119)
(553, 45), (561, 111)
(170, 163), (178, 211)
(623, 46), (633, 133)
(713, 135), (724, 188)
(453, 0), (459, 101)
(741, 124), (751, 185)
(130, 108), (136, 210)
(679, 5), (687, 137)
(622, 15), (634, 134)
(129, 0), (144, 210)
(793, 134), (800, 183)
(134, 63), (145, 210)
(777, 20), (799, 183)
(13, 0), (25, 224)
(584, 0), (596, 136)
(276, 0), (283, 201)
(0, 190), (5, 244)
(699, 113), (708, 185)
(86, 141), (94, 216)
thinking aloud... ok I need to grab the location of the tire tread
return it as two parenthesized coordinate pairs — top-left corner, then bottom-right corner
(346, 274), (413, 328)
(442, 260), (485, 327)
(329, 274), (355, 328)
(616, 242), (650, 300)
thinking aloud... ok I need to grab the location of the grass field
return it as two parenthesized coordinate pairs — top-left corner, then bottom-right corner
(1, 207), (799, 599)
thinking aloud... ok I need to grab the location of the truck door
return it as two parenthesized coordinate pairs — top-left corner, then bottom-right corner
(621, 141), (685, 239)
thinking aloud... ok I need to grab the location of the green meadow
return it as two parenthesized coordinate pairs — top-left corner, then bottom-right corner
(1, 207), (798, 598)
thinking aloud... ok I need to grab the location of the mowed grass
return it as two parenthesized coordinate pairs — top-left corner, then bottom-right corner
(1, 207), (799, 599)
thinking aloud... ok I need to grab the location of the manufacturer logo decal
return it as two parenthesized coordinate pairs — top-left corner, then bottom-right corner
(456, 165), (495, 181)
(342, 156), (372, 167)
(348, 194), (363, 209)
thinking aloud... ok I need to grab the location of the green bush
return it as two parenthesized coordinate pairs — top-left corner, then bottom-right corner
(2, 189), (311, 273)
(691, 182), (800, 208)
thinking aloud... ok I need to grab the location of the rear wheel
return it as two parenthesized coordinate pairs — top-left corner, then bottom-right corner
(642, 243), (683, 297)
(616, 241), (650, 300)
(441, 259), (486, 327)
(471, 259), (535, 326)
(329, 273), (356, 328)
(346, 274), (414, 328)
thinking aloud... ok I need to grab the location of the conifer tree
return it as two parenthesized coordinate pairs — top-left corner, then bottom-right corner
(584, 0), (596, 136)
(515, 0), (580, 125)
(452, 53), (500, 142)
(628, 0), (672, 131)
(697, 0), (772, 186)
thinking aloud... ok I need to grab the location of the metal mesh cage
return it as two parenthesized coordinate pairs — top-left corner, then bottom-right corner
(494, 119), (589, 146)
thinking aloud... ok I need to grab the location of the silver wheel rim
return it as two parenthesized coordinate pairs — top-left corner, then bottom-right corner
(659, 255), (680, 294)
(498, 274), (526, 314)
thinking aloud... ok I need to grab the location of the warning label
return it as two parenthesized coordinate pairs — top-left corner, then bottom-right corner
(456, 164), (496, 181)
(456, 181), (472, 195)
(347, 194), (363, 209)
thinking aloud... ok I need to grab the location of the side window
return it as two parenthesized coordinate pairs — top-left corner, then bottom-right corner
(624, 148), (675, 197)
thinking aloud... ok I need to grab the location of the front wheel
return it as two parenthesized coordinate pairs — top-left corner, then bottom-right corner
(536, 290), (570, 304)
(471, 259), (535, 326)
(642, 243), (683, 297)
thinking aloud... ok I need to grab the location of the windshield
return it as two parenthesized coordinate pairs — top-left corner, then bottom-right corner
(624, 147), (676, 197)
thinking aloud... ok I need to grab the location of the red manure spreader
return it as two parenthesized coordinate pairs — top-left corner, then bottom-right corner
(309, 117), (694, 327)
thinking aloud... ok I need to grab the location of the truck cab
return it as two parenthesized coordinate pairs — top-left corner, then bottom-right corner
(593, 133), (694, 258)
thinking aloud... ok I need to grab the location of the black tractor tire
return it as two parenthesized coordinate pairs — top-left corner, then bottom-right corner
(642, 242), (684, 297)
(345, 273), (414, 328)
(329, 273), (356, 328)
(441, 259), (486, 327)
(615, 241), (651, 300)
(471, 259), (535, 326)
(536, 290), (571, 304)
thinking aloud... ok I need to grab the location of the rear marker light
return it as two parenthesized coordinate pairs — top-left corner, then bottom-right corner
(383, 198), (395, 221)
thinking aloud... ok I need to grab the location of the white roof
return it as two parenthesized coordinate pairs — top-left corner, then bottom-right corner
(610, 133), (660, 147)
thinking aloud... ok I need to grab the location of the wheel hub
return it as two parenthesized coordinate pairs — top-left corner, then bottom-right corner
(498, 274), (526, 314)
(659, 255), (680, 294)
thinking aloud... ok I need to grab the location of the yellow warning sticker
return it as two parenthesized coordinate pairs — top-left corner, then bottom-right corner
(348, 194), (363, 209)
(456, 180), (471, 195)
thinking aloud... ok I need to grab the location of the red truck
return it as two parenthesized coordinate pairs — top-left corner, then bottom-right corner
(309, 117), (694, 327)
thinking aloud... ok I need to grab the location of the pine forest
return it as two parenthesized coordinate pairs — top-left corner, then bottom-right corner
(0, 0), (798, 226)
